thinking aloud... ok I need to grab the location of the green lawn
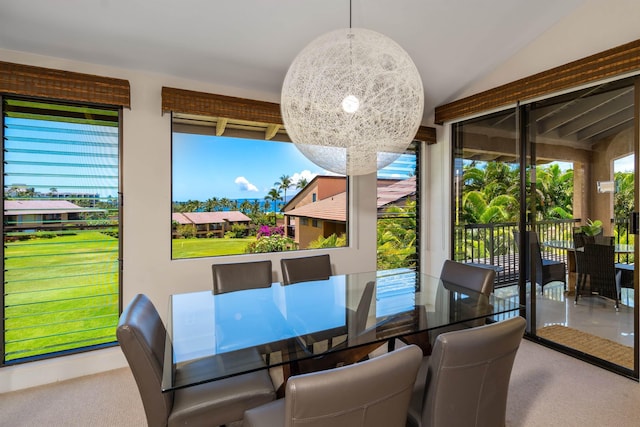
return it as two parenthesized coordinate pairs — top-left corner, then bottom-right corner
(4, 231), (119, 361)
(5, 234), (257, 361)
(172, 237), (255, 258)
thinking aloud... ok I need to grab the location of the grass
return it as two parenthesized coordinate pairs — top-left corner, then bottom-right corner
(171, 237), (255, 258)
(5, 234), (260, 361)
(4, 231), (119, 361)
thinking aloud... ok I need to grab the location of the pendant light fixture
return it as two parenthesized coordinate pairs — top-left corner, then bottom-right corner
(280, 0), (424, 176)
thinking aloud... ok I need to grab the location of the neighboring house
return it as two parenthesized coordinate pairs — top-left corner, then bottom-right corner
(283, 176), (416, 248)
(283, 176), (347, 248)
(377, 176), (416, 212)
(3, 200), (99, 231)
(172, 211), (251, 238)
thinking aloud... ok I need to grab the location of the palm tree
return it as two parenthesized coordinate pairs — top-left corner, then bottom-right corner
(296, 177), (308, 191)
(219, 197), (231, 211)
(251, 200), (262, 216)
(535, 163), (573, 219)
(240, 200), (252, 214)
(265, 188), (282, 215)
(204, 197), (219, 212)
(275, 175), (293, 209)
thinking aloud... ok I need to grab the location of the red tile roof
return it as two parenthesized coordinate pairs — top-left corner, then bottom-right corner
(284, 192), (347, 222)
(171, 211), (251, 225)
(376, 176), (416, 208)
(4, 200), (96, 215)
(283, 177), (415, 222)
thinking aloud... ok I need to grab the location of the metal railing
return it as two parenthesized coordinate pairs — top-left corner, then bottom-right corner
(454, 218), (634, 288)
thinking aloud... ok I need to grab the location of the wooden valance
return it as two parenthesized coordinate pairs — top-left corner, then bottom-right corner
(415, 126), (436, 145)
(0, 61), (130, 108)
(435, 38), (640, 124)
(162, 86), (436, 144)
(162, 87), (283, 124)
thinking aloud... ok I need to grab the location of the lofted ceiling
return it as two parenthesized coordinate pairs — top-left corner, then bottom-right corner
(0, 0), (587, 124)
(460, 77), (637, 164)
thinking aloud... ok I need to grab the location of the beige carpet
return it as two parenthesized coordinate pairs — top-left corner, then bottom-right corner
(537, 324), (634, 369)
(1, 340), (640, 426)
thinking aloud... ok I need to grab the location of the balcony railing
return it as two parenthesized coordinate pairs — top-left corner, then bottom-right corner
(454, 218), (634, 288)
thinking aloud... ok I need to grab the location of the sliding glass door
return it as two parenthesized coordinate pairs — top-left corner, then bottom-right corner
(524, 76), (637, 377)
(452, 75), (639, 379)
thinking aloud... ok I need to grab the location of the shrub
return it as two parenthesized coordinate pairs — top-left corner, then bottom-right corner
(245, 234), (297, 253)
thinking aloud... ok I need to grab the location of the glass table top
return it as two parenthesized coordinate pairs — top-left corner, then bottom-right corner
(162, 269), (522, 391)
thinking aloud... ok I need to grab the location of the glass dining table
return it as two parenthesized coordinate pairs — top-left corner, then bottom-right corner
(162, 269), (522, 392)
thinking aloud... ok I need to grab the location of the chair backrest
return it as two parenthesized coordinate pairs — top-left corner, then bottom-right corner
(418, 316), (526, 427)
(440, 259), (495, 296)
(513, 230), (542, 281)
(280, 254), (332, 285)
(116, 294), (173, 427)
(572, 229), (588, 274)
(284, 344), (422, 427)
(212, 260), (272, 294)
(583, 242), (618, 300)
(354, 280), (375, 335)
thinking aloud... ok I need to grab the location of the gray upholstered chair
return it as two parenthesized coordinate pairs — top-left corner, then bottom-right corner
(440, 259), (495, 297)
(292, 280), (377, 373)
(280, 254), (332, 285)
(426, 260), (497, 345)
(243, 344), (423, 427)
(212, 260), (273, 294)
(117, 294), (276, 427)
(407, 316), (526, 427)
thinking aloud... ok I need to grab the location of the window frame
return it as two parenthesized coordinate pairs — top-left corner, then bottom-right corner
(1, 94), (123, 365)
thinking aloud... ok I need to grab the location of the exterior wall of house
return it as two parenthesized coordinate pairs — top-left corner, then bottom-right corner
(287, 177), (346, 210)
(295, 218), (346, 248)
(296, 218), (322, 248)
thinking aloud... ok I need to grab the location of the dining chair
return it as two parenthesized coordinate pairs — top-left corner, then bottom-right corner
(292, 280), (378, 374)
(243, 344), (423, 427)
(513, 230), (566, 294)
(572, 230), (611, 303)
(212, 260), (272, 294)
(572, 229), (589, 300)
(407, 316), (526, 427)
(578, 242), (621, 310)
(440, 259), (495, 296)
(117, 294), (276, 427)
(422, 260), (496, 346)
(280, 254), (332, 285)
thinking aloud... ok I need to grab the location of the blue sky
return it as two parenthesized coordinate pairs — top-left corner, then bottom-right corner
(172, 133), (416, 202)
(4, 117), (120, 198)
(172, 134), (327, 201)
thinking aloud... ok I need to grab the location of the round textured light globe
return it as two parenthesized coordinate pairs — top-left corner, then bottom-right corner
(281, 27), (424, 176)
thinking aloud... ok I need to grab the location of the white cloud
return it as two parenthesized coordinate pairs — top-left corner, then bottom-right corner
(291, 170), (317, 186)
(234, 176), (259, 192)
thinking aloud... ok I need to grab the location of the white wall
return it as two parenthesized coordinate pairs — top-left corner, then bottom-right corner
(424, 0), (640, 273)
(0, 48), (378, 393)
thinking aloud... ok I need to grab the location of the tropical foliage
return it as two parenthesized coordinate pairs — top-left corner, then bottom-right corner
(461, 161), (575, 224)
(245, 226), (297, 253)
(377, 200), (416, 270)
(308, 233), (347, 249)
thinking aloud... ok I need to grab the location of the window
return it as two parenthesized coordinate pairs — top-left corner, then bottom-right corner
(2, 97), (121, 363)
(171, 114), (349, 259)
(376, 142), (420, 271)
